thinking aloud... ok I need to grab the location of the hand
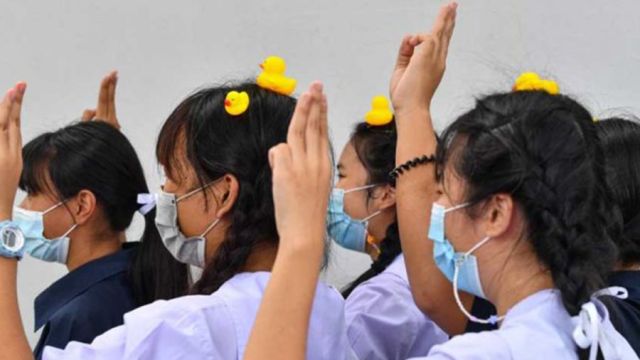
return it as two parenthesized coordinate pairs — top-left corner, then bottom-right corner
(81, 71), (120, 129)
(269, 82), (331, 253)
(0, 83), (27, 221)
(389, 2), (457, 116)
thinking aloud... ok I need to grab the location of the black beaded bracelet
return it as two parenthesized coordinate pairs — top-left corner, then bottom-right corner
(389, 154), (436, 180)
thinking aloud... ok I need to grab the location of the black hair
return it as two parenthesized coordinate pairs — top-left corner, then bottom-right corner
(437, 91), (618, 317)
(342, 121), (402, 298)
(596, 117), (640, 266)
(20, 121), (189, 305)
(156, 82), (299, 295)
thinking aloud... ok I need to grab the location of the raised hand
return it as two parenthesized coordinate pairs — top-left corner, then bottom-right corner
(269, 82), (331, 253)
(81, 71), (120, 129)
(0, 82), (27, 221)
(389, 2), (457, 116)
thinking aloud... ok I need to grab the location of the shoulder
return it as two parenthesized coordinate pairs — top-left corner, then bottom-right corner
(422, 331), (510, 359)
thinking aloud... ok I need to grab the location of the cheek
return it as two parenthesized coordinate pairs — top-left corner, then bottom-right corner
(445, 212), (481, 251)
(176, 196), (219, 237)
(343, 191), (371, 220)
(42, 211), (74, 238)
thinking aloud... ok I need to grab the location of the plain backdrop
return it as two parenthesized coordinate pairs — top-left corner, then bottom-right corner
(1, 0), (638, 346)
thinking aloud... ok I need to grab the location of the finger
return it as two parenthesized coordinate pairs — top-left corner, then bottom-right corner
(318, 93), (329, 155)
(0, 88), (15, 147)
(96, 72), (112, 118)
(441, 3), (458, 51)
(81, 109), (96, 122)
(431, 2), (455, 38)
(394, 35), (417, 74)
(269, 143), (293, 174)
(108, 71), (117, 120)
(9, 82), (26, 151)
(306, 82), (324, 160)
(287, 91), (313, 158)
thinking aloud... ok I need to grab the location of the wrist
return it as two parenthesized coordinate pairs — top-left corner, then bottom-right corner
(394, 106), (431, 124)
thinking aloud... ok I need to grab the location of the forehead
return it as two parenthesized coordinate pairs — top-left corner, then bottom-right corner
(160, 131), (198, 187)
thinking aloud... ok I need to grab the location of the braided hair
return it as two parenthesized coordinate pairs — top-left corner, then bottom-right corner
(342, 121), (402, 298)
(437, 91), (618, 316)
(157, 82), (296, 294)
(596, 117), (640, 266)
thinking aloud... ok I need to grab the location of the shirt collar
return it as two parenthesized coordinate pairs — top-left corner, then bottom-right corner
(34, 243), (138, 330)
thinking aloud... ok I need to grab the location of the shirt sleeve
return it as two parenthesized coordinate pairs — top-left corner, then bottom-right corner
(345, 274), (448, 359)
(43, 297), (238, 360)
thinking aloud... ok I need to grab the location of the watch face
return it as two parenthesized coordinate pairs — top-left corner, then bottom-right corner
(2, 227), (25, 252)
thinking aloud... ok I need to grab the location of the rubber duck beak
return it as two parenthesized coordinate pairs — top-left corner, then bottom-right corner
(225, 99), (231, 107)
(259, 63), (264, 70)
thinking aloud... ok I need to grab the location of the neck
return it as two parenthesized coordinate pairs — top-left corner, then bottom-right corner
(66, 231), (124, 271)
(243, 242), (279, 273)
(485, 248), (554, 316)
(615, 262), (640, 272)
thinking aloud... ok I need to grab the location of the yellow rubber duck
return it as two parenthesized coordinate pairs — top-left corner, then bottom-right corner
(365, 95), (394, 126)
(224, 91), (250, 116)
(256, 56), (297, 96)
(513, 72), (559, 95)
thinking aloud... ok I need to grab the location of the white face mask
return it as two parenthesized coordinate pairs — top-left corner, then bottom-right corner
(140, 184), (220, 268)
(12, 202), (77, 264)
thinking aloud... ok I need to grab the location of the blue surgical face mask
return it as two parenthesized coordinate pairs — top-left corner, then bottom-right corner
(428, 202), (503, 324)
(327, 185), (381, 253)
(12, 202), (77, 264)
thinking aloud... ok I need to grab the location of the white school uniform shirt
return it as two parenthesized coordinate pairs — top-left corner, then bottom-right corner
(345, 255), (448, 359)
(44, 271), (353, 360)
(413, 289), (577, 360)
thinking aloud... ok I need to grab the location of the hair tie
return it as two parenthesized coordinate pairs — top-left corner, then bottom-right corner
(256, 56), (297, 95)
(224, 91), (250, 116)
(137, 193), (156, 215)
(513, 72), (559, 95)
(365, 95), (394, 126)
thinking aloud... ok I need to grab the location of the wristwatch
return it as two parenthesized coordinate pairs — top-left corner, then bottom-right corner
(0, 220), (25, 259)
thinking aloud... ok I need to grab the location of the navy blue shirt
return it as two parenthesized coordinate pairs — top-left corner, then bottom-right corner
(605, 271), (640, 356)
(33, 244), (138, 359)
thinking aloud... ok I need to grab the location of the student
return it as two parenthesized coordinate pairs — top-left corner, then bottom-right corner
(330, 119), (447, 359)
(14, 74), (188, 359)
(244, 3), (636, 359)
(0, 79), (352, 359)
(595, 117), (640, 354)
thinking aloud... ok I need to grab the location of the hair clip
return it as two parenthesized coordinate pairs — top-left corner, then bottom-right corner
(256, 56), (297, 95)
(365, 95), (394, 126)
(224, 91), (250, 116)
(513, 72), (559, 95)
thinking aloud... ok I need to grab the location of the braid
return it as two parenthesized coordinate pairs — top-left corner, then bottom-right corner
(191, 168), (279, 295)
(342, 222), (402, 298)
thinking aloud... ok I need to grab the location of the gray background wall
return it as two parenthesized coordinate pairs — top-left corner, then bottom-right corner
(1, 0), (638, 346)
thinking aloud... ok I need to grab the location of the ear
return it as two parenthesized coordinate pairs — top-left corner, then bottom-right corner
(213, 174), (239, 219)
(371, 184), (396, 211)
(482, 193), (514, 239)
(70, 189), (97, 225)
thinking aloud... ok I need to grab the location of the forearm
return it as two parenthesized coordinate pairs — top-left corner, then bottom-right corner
(244, 236), (324, 360)
(0, 258), (33, 360)
(395, 109), (472, 335)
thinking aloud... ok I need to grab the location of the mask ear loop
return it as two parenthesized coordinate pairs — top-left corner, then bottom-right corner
(452, 236), (504, 325)
(199, 218), (221, 238)
(43, 201), (79, 239)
